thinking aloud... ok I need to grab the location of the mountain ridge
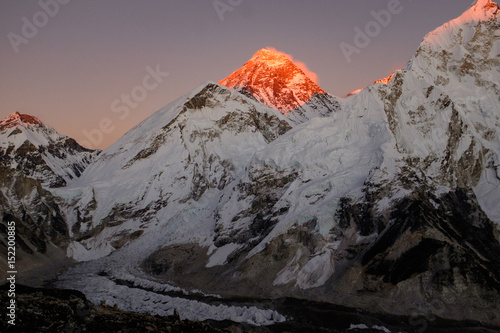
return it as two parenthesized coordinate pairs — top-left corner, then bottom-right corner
(1, 0), (500, 328)
(0, 111), (43, 129)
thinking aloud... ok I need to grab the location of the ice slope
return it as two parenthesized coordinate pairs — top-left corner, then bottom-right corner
(59, 80), (397, 291)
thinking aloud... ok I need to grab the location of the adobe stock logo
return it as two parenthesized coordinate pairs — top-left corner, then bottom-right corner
(340, 0), (408, 64)
(80, 65), (169, 149)
(213, 0), (244, 21)
(7, 0), (72, 54)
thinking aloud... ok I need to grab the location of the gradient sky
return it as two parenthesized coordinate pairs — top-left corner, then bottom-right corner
(0, 0), (475, 149)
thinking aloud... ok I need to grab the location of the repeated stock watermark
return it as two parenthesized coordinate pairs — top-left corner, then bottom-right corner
(7, 0), (72, 54)
(340, 0), (411, 64)
(213, 0), (244, 21)
(80, 65), (169, 149)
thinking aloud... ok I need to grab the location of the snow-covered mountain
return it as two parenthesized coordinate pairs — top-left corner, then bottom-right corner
(2, 0), (500, 327)
(58, 83), (292, 260)
(0, 112), (98, 271)
(0, 112), (98, 188)
(219, 48), (340, 124)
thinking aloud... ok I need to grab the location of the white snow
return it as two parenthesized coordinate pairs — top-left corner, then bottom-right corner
(349, 324), (391, 332)
(206, 243), (241, 267)
(57, 268), (285, 326)
(66, 240), (114, 262)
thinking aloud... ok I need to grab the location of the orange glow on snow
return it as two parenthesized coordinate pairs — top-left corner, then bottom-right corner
(373, 69), (400, 85)
(265, 47), (320, 84)
(347, 88), (363, 97)
(348, 69), (401, 97)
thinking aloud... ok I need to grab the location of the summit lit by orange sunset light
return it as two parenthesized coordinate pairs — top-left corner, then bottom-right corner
(264, 47), (320, 84)
(0, 1), (474, 149)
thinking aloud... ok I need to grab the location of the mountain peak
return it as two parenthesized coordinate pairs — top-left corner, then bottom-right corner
(0, 111), (43, 130)
(473, 0), (498, 10)
(219, 48), (325, 114)
(414, 0), (498, 57)
(250, 48), (291, 66)
(468, 0), (499, 17)
(373, 70), (399, 85)
(454, 0), (498, 23)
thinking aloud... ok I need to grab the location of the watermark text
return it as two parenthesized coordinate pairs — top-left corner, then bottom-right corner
(8, 0), (72, 54)
(340, 0), (408, 63)
(80, 64), (169, 149)
(6, 221), (17, 326)
(213, 0), (243, 21)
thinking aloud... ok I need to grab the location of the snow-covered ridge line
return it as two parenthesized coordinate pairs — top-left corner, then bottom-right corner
(0, 111), (43, 129)
(420, 0), (499, 46)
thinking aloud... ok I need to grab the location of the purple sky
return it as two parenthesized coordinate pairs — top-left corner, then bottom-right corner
(0, 0), (474, 149)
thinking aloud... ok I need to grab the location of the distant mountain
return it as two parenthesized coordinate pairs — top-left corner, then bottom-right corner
(372, 70), (398, 85)
(0, 112), (99, 273)
(0, 112), (98, 188)
(219, 48), (340, 124)
(347, 88), (363, 97)
(347, 70), (399, 97)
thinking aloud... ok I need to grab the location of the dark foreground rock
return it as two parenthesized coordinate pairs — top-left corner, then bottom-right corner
(0, 284), (231, 333)
(2, 284), (499, 333)
(0, 284), (342, 333)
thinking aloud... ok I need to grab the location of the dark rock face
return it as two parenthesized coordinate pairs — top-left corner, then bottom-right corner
(319, 187), (500, 325)
(357, 188), (500, 290)
(0, 167), (69, 256)
(214, 163), (298, 248)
